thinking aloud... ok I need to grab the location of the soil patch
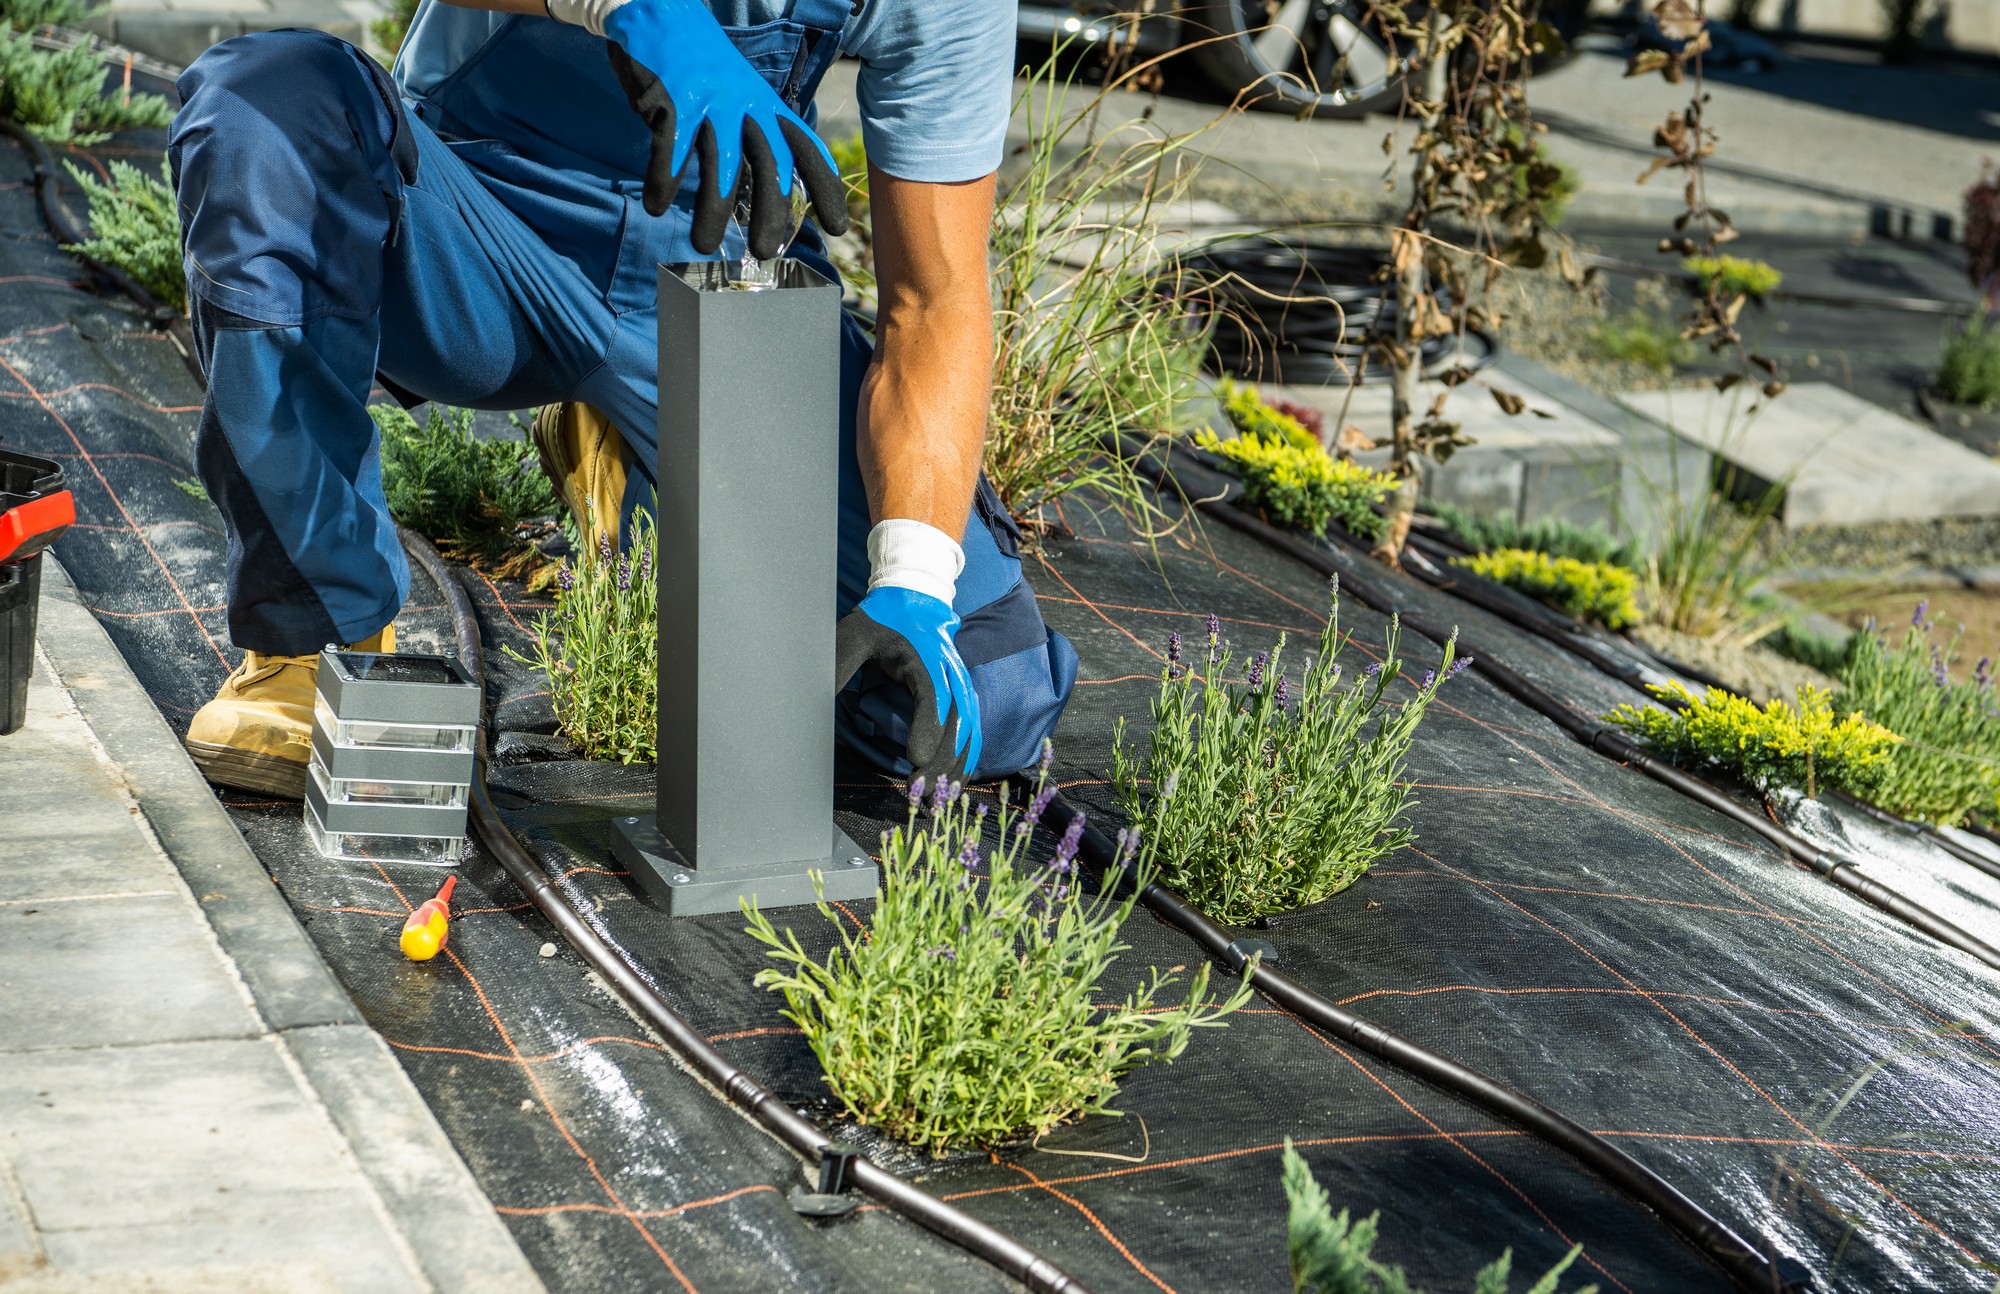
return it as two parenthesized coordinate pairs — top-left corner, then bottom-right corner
(1628, 622), (1838, 703)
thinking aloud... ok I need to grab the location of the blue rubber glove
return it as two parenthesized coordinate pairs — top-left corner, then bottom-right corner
(596, 0), (848, 256)
(836, 587), (982, 780)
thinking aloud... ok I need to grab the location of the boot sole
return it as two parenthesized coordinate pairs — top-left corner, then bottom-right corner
(185, 739), (309, 801)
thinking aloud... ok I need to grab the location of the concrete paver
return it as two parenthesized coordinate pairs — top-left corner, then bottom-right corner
(1618, 380), (2000, 526)
(0, 566), (544, 1294)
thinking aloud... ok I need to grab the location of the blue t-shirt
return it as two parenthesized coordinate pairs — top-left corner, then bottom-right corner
(396, 0), (1018, 184)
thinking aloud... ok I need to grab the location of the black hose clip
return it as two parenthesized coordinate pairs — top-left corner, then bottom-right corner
(790, 1144), (862, 1218)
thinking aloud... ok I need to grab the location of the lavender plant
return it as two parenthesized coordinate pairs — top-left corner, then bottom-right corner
(1112, 582), (1461, 926)
(744, 759), (1252, 1156)
(509, 520), (657, 764)
(1837, 602), (2000, 825)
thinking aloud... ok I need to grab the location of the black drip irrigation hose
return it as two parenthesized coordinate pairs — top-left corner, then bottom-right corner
(400, 526), (1090, 1294)
(1392, 533), (2000, 903)
(1143, 449), (2000, 972)
(1035, 796), (1812, 1294)
(0, 87), (203, 383)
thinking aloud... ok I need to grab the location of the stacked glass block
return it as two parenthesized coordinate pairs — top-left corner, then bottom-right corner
(305, 649), (479, 866)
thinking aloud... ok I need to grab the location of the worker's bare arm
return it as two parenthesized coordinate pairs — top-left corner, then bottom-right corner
(858, 166), (995, 543)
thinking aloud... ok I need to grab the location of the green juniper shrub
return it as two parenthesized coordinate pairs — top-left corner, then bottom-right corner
(1282, 1141), (1595, 1294)
(510, 520), (658, 764)
(1605, 681), (1900, 802)
(1836, 603), (2000, 825)
(1933, 313), (2000, 409)
(1682, 254), (1782, 301)
(371, 403), (561, 580)
(1429, 499), (1639, 568)
(0, 32), (172, 143)
(745, 761), (1251, 1156)
(2, 0), (99, 31)
(1450, 547), (1640, 630)
(62, 156), (182, 309)
(1113, 580), (1459, 926)
(1196, 379), (1395, 541)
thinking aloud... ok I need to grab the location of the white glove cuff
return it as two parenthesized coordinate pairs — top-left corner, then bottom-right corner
(867, 519), (963, 608)
(545, 0), (626, 37)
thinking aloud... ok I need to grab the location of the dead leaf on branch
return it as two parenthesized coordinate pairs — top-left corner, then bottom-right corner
(1335, 424), (1378, 455)
(1762, 381), (1788, 397)
(1652, 0), (1704, 43)
(1490, 387), (1528, 416)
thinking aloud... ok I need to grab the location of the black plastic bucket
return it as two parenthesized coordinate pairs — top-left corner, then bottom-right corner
(0, 551), (42, 735)
(1, 446), (70, 737)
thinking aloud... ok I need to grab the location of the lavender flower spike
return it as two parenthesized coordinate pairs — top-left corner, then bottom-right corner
(1364, 661), (1383, 678)
(1247, 652), (1266, 690)
(1274, 674), (1290, 712)
(1421, 669), (1436, 689)
(1167, 631), (1182, 664)
(1207, 613), (1222, 664)
(1039, 737), (1054, 773)
(1119, 824), (1141, 864)
(1054, 815), (1085, 867)
(1977, 657), (1993, 689)
(906, 775), (926, 807)
(1444, 657), (1473, 681)
(930, 776), (954, 815)
(1026, 784), (1057, 825)
(1912, 599), (1930, 629)
(556, 562), (575, 592)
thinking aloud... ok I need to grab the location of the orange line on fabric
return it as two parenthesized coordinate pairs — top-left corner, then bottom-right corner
(0, 381), (201, 413)
(1036, 594), (1314, 638)
(706, 1026), (805, 1043)
(1032, 553), (1161, 660)
(1411, 845), (1991, 1269)
(497, 1184), (782, 1220)
(364, 861), (698, 1290)
(0, 353), (232, 672)
(1001, 1159), (1177, 1293)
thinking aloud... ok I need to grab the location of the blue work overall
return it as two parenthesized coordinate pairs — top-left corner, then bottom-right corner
(168, 1), (1078, 777)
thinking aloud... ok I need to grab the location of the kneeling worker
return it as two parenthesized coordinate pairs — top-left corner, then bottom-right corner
(169, 0), (1078, 794)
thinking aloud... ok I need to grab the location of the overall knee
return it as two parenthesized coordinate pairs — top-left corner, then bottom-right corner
(172, 31), (408, 323)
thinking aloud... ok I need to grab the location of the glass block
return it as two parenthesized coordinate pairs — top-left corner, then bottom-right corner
(314, 695), (476, 753)
(304, 798), (466, 868)
(309, 756), (467, 808)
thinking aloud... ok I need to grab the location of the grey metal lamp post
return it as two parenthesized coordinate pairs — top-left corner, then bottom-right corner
(610, 259), (879, 916)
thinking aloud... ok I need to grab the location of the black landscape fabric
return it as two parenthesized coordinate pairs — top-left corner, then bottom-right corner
(6, 113), (2000, 1294)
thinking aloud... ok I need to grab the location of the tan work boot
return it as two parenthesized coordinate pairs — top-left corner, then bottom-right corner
(531, 402), (629, 549)
(185, 625), (395, 799)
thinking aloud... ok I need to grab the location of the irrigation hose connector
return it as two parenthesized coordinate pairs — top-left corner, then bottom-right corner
(610, 257), (879, 916)
(304, 649), (480, 866)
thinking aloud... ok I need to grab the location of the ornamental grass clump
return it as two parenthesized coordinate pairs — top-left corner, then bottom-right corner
(512, 521), (657, 764)
(62, 155), (181, 309)
(1196, 381), (1394, 541)
(1836, 603), (2000, 825)
(1605, 681), (1900, 802)
(745, 762), (1251, 1156)
(1112, 582), (1461, 926)
(1282, 1141), (1594, 1294)
(1450, 548), (1640, 630)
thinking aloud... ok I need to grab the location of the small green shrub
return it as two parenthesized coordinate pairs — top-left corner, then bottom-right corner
(1431, 500), (1640, 569)
(1589, 302), (1695, 376)
(1451, 547), (1640, 630)
(62, 155), (181, 310)
(0, 32), (172, 143)
(1764, 620), (1852, 677)
(372, 403), (560, 579)
(1605, 681), (1900, 801)
(1836, 606), (2000, 825)
(1112, 583), (1458, 925)
(511, 521), (658, 764)
(1197, 380), (1394, 541)
(1283, 1142), (1595, 1294)
(746, 764), (1251, 1156)
(1933, 314), (2000, 409)
(370, 0), (417, 59)
(1683, 254), (1783, 300)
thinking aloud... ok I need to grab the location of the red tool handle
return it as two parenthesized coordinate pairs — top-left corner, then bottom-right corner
(0, 489), (75, 566)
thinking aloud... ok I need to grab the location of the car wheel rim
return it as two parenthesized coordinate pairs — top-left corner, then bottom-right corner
(1239, 0), (1401, 105)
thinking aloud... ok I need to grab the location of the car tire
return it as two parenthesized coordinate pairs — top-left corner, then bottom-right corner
(1179, 0), (1409, 118)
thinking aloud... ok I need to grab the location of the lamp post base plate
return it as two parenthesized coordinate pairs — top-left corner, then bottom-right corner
(610, 817), (878, 916)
